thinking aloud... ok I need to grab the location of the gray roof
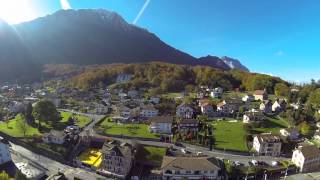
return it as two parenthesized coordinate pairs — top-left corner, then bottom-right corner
(297, 145), (320, 159)
(102, 141), (133, 157)
(161, 156), (221, 171)
(150, 116), (173, 124)
(179, 119), (198, 125)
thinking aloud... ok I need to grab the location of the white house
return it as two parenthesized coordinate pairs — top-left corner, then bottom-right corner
(253, 133), (282, 156)
(272, 99), (287, 112)
(176, 103), (194, 119)
(149, 96), (160, 104)
(140, 105), (158, 118)
(292, 145), (320, 173)
(0, 137), (11, 165)
(243, 110), (265, 123)
(210, 87), (223, 98)
(260, 100), (273, 114)
(254, 90), (268, 101)
(280, 128), (300, 140)
(217, 99), (242, 114)
(242, 94), (255, 102)
(149, 116), (173, 134)
(161, 156), (223, 180)
(116, 74), (133, 83)
(42, 130), (66, 145)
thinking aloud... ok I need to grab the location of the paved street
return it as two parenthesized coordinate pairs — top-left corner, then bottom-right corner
(106, 135), (290, 165)
(10, 142), (105, 179)
(61, 109), (290, 166)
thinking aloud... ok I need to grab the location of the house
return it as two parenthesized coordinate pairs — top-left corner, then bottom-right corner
(200, 103), (214, 116)
(260, 100), (273, 114)
(242, 94), (255, 102)
(149, 116), (173, 134)
(128, 90), (139, 99)
(0, 137), (11, 165)
(99, 141), (135, 179)
(161, 156), (223, 180)
(254, 90), (268, 101)
(116, 105), (132, 118)
(280, 128), (300, 140)
(253, 133), (282, 156)
(176, 103), (194, 119)
(95, 103), (110, 115)
(140, 104), (158, 118)
(272, 99), (287, 113)
(149, 96), (160, 104)
(314, 131), (320, 140)
(243, 110), (265, 123)
(116, 74), (133, 83)
(42, 130), (66, 145)
(178, 119), (198, 133)
(210, 87), (223, 98)
(217, 99), (242, 114)
(7, 101), (25, 113)
(292, 145), (320, 173)
(196, 91), (206, 99)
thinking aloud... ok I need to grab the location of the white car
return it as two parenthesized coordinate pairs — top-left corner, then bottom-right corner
(250, 160), (258, 166)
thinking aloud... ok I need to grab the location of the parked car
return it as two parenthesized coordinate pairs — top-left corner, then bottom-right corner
(233, 161), (244, 167)
(249, 160), (258, 166)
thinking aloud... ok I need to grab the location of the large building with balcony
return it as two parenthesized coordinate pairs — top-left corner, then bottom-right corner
(253, 133), (282, 156)
(160, 156), (224, 180)
(292, 144), (320, 173)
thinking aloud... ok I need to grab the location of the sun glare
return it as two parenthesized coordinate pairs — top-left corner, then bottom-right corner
(0, 0), (37, 24)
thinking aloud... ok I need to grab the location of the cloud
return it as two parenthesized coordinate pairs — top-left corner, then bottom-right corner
(275, 50), (284, 56)
(133, 0), (151, 24)
(60, 0), (72, 10)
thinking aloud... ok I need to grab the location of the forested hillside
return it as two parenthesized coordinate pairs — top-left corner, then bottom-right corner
(69, 62), (287, 93)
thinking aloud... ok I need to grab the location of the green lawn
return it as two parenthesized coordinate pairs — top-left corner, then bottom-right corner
(100, 120), (160, 139)
(0, 114), (41, 137)
(251, 117), (289, 135)
(162, 92), (183, 99)
(59, 111), (91, 128)
(0, 112), (91, 138)
(212, 121), (249, 152)
(137, 146), (167, 166)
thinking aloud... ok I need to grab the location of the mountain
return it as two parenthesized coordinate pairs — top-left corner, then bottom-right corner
(221, 56), (249, 72)
(198, 55), (231, 70)
(0, 20), (40, 82)
(0, 9), (249, 82)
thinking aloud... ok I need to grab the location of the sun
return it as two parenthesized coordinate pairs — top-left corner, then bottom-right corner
(0, 0), (37, 24)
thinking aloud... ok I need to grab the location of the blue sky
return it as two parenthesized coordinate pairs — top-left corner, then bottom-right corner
(6, 0), (320, 82)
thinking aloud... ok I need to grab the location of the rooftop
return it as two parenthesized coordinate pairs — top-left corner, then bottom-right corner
(161, 156), (221, 171)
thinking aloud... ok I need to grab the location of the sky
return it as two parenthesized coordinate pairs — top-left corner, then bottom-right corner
(0, 0), (319, 83)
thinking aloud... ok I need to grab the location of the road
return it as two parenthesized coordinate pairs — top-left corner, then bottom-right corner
(105, 135), (289, 165)
(10, 142), (105, 179)
(59, 109), (105, 135)
(61, 109), (290, 165)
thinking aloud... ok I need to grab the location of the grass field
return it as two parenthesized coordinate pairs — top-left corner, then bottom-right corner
(0, 112), (90, 138)
(78, 148), (102, 168)
(212, 120), (249, 152)
(0, 114), (41, 137)
(100, 120), (160, 139)
(137, 146), (167, 166)
(251, 117), (289, 134)
(59, 111), (91, 128)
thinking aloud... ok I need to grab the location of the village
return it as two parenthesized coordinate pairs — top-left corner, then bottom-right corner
(0, 73), (320, 180)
